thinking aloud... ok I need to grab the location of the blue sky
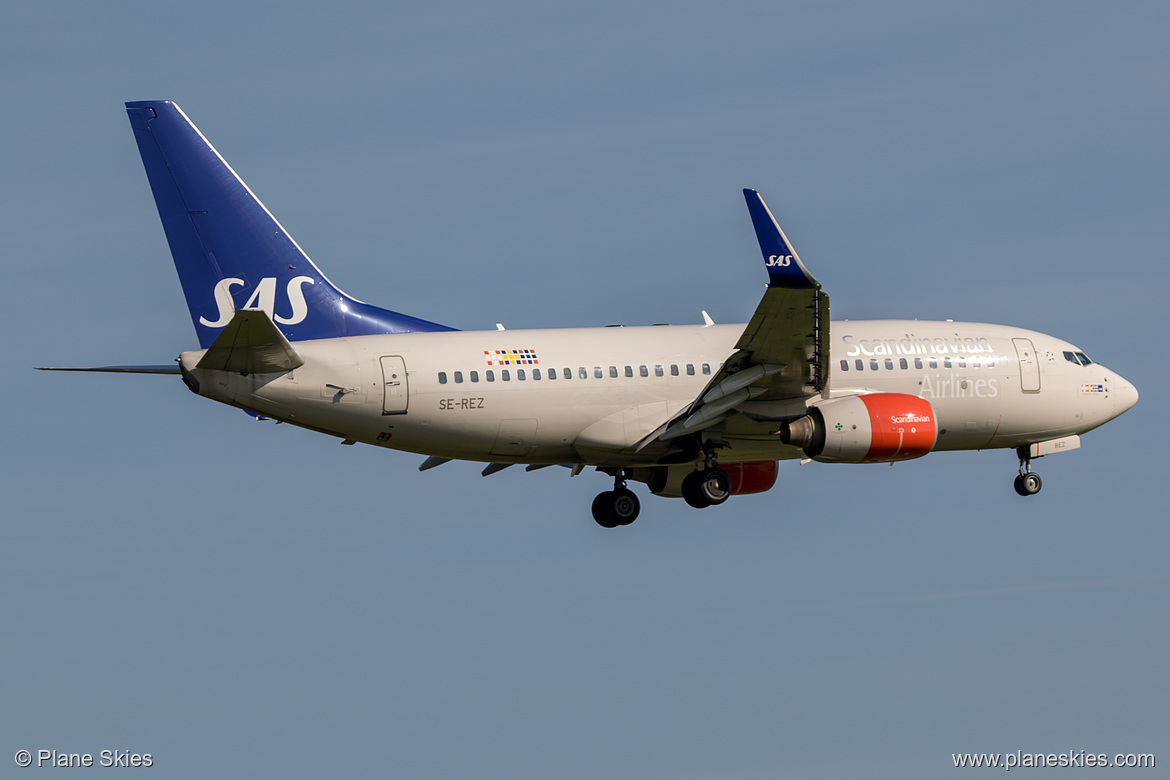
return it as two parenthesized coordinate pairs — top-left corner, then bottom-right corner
(2, 2), (1166, 777)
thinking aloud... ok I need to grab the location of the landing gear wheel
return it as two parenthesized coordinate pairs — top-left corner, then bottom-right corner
(681, 471), (711, 508)
(609, 488), (640, 525)
(682, 468), (731, 508)
(1014, 472), (1042, 496)
(699, 468), (732, 505)
(592, 492), (620, 528)
(592, 488), (640, 527)
(1013, 446), (1043, 497)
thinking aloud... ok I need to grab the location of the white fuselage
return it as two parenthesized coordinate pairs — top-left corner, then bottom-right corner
(180, 319), (1138, 467)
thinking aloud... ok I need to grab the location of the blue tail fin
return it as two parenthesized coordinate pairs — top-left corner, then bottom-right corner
(125, 101), (455, 348)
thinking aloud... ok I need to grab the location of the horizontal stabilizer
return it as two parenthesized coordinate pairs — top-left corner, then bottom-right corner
(196, 309), (304, 373)
(35, 364), (180, 374)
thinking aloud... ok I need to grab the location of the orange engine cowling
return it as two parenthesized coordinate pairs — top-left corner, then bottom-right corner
(723, 461), (779, 495)
(780, 393), (937, 463)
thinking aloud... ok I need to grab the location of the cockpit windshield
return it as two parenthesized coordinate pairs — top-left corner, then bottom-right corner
(1063, 350), (1094, 367)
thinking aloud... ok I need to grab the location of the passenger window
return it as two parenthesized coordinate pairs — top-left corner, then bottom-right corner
(686, 364), (695, 376)
(972, 359), (980, 368)
(899, 358), (907, 369)
(486, 370), (495, 382)
(533, 368), (541, 380)
(855, 359), (864, 371)
(624, 366), (633, 377)
(518, 369), (526, 380)
(640, 366), (648, 378)
(609, 366), (618, 378)
(654, 365), (663, 377)
(454, 371), (463, 383)
(987, 358), (995, 368)
(914, 358), (922, 369)
(594, 366), (602, 379)
(702, 363), (711, 375)
(884, 359), (893, 370)
(670, 364), (679, 376)
(438, 371), (448, 384)
(958, 358), (966, 369)
(840, 360), (849, 371)
(929, 358), (938, 369)
(470, 370), (479, 383)
(944, 358), (952, 369)
(870, 359), (878, 370)
(546, 368), (554, 380)
(565, 368), (573, 379)
(502, 369), (510, 381)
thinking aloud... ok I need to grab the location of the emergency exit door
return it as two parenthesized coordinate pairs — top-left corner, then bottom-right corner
(1012, 338), (1041, 393)
(380, 356), (409, 414)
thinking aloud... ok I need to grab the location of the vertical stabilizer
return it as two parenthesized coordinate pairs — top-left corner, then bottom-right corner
(125, 101), (454, 347)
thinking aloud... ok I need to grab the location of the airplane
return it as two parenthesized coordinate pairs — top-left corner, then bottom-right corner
(40, 101), (1139, 528)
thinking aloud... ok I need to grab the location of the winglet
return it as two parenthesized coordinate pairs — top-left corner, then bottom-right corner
(743, 189), (818, 289)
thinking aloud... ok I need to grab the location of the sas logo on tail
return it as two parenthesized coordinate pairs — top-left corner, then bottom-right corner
(200, 276), (315, 327)
(766, 255), (792, 267)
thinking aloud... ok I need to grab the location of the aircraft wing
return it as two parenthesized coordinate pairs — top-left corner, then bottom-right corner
(652, 189), (829, 443)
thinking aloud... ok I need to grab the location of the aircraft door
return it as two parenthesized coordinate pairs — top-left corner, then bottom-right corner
(380, 356), (409, 414)
(1012, 338), (1040, 393)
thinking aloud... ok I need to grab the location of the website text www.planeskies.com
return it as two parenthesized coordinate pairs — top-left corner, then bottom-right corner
(952, 750), (1154, 770)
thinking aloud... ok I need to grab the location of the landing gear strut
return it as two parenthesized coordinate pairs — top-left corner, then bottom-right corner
(1013, 446), (1042, 496)
(592, 471), (640, 528)
(681, 446), (732, 509)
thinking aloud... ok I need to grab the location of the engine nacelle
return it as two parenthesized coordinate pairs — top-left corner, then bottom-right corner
(780, 393), (937, 463)
(721, 461), (778, 495)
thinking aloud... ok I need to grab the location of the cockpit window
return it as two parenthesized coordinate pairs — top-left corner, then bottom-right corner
(1064, 350), (1094, 367)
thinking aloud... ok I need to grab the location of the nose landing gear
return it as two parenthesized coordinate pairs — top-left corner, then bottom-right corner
(592, 471), (640, 528)
(1013, 446), (1042, 496)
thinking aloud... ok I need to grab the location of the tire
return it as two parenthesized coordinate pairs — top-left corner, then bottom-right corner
(592, 492), (620, 528)
(681, 471), (712, 509)
(609, 488), (640, 526)
(1014, 472), (1042, 496)
(1013, 474), (1028, 496)
(698, 468), (732, 506)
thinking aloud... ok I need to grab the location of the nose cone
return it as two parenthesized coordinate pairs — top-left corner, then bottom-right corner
(1113, 374), (1139, 416)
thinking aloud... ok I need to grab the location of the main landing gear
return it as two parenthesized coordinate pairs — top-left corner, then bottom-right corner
(1013, 446), (1043, 496)
(592, 471), (640, 528)
(680, 448), (732, 509)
